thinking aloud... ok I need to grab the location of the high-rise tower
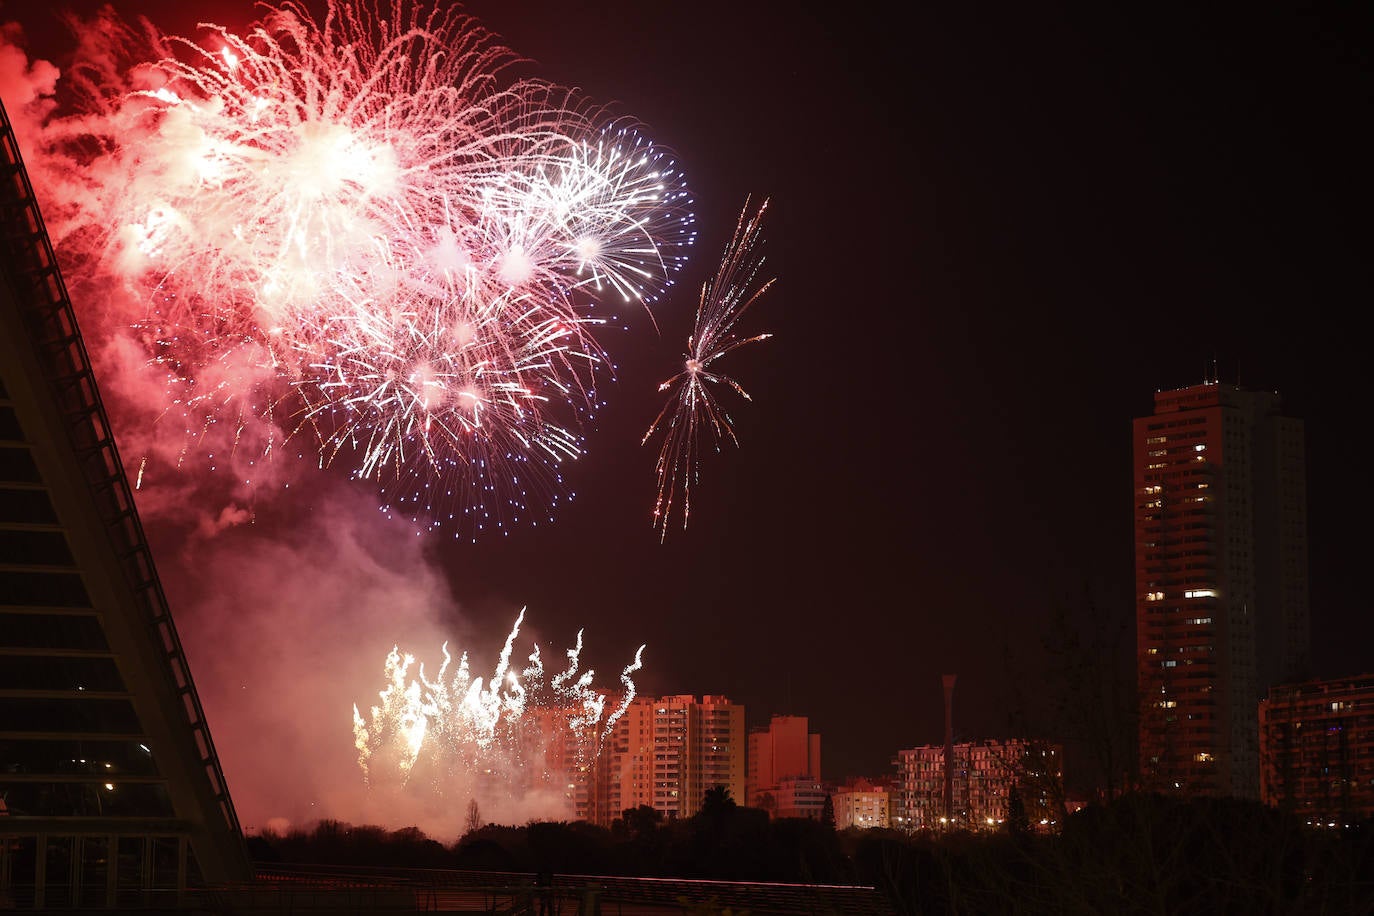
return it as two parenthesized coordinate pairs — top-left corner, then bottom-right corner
(0, 101), (250, 908)
(590, 694), (746, 824)
(1133, 380), (1310, 798)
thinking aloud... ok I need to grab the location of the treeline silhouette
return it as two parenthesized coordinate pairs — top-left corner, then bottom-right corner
(247, 792), (1373, 914)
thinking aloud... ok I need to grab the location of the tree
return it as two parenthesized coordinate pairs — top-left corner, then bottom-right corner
(821, 794), (836, 831)
(701, 785), (737, 818)
(621, 804), (662, 841)
(1005, 785), (1030, 836)
(464, 798), (483, 836)
(1006, 588), (1136, 803)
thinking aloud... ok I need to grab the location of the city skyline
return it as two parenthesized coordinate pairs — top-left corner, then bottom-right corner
(1, 0), (1368, 836)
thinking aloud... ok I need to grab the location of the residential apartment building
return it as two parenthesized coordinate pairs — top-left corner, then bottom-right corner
(747, 714), (821, 812)
(591, 698), (655, 824)
(892, 739), (1063, 832)
(516, 704), (600, 822)
(592, 695), (744, 824)
(1133, 380), (1310, 798)
(1259, 675), (1374, 825)
(771, 776), (828, 820)
(833, 778), (890, 830)
(654, 695), (745, 818)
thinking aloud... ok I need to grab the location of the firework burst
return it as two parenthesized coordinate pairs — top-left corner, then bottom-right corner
(643, 197), (775, 540)
(352, 609), (644, 808)
(30, 0), (696, 535)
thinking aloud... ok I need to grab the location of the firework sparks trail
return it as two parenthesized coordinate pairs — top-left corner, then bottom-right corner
(29, 0), (695, 536)
(477, 124), (696, 326)
(352, 609), (645, 806)
(643, 197), (775, 541)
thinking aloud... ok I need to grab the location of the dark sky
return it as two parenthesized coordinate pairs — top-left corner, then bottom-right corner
(431, 2), (1374, 779)
(8, 1), (1372, 790)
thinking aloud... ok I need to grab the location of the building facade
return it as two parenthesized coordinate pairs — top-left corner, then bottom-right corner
(515, 704), (601, 822)
(892, 739), (1062, 832)
(747, 714), (821, 813)
(1133, 381), (1310, 798)
(592, 695), (745, 824)
(591, 698), (655, 825)
(1259, 675), (1374, 825)
(771, 776), (828, 820)
(832, 778), (890, 830)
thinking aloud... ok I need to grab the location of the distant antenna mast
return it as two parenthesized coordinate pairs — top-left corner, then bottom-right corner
(942, 674), (956, 827)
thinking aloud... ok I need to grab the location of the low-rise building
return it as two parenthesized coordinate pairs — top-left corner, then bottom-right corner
(1259, 674), (1374, 826)
(833, 777), (890, 829)
(893, 738), (1063, 832)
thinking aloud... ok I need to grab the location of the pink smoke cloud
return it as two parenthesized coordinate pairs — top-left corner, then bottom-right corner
(0, 22), (59, 160)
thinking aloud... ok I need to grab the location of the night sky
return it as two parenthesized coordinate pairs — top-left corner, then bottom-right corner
(5, 0), (1371, 800)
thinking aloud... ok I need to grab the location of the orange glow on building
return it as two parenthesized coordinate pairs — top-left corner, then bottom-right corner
(592, 695), (744, 825)
(747, 714), (821, 816)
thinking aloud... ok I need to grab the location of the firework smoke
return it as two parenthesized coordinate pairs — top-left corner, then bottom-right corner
(644, 197), (775, 540)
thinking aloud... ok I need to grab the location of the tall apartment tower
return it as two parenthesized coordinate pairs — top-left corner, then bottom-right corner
(651, 695), (745, 819)
(0, 101), (251, 907)
(1133, 380), (1310, 798)
(591, 695), (745, 824)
